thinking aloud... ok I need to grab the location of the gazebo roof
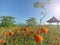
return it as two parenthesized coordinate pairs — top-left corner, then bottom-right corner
(47, 16), (60, 23)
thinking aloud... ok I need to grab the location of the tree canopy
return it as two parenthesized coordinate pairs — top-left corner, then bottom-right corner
(26, 17), (38, 26)
(0, 16), (15, 28)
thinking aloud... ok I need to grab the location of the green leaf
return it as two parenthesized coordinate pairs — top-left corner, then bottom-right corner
(34, 1), (41, 8)
(46, 0), (51, 4)
(41, 11), (44, 14)
(40, 5), (45, 9)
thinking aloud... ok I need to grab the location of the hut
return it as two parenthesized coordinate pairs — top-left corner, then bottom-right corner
(47, 16), (60, 27)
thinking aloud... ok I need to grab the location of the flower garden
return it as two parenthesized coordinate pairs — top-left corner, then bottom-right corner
(0, 25), (60, 45)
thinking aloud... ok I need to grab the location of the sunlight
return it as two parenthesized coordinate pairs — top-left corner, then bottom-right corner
(53, 3), (60, 15)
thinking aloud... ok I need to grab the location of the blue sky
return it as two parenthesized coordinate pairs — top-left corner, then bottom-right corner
(0, 0), (60, 24)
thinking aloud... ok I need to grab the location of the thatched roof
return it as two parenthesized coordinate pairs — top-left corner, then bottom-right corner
(47, 16), (60, 23)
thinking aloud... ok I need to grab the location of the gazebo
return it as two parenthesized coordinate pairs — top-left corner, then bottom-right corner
(47, 16), (60, 27)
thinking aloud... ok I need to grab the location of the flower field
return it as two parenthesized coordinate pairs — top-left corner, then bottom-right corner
(0, 26), (60, 45)
(0, 0), (60, 45)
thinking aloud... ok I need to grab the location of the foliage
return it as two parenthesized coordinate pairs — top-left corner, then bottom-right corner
(34, 0), (51, 8)
(34, 0), (51, 25)
(0, 16), (15, 28)
(26, 17), (38, 26)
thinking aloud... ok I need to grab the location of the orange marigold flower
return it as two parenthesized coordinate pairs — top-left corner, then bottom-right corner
(34, 35), (43, 42)
(3, 31), (7, 35)
(15, 29), (20, 33)
(24, 27), (28, 31)
(55, 37), (59, 40)
(2, 39), (6, 44)
(29, 31), (34, 34)
(13, 38), (16, 43)
(9, 32), (14, 36)
(41, 27), (48, 34)
(37, 30), (41, 34)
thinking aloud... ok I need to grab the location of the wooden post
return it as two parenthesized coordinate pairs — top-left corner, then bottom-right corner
(57, 22), (59, 30)
(49, 22), (51, 28)
(51, 22), (52, 30)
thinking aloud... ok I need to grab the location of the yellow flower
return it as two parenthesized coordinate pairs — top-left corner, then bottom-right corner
(16, 44), (18, 45)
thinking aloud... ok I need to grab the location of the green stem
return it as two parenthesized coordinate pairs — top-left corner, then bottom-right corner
(41, 42), (42, 45)
(40, 19), (42, 29)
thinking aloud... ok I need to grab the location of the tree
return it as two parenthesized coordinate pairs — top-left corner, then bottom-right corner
(34, 0), (51, 25)
(26, 17), (37, 26)
(0, 16), (15, 27)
